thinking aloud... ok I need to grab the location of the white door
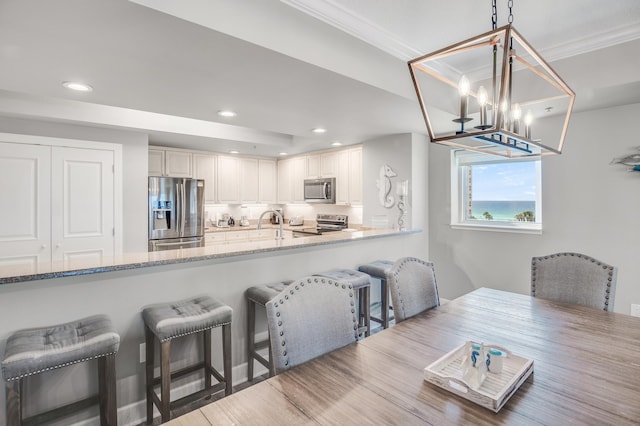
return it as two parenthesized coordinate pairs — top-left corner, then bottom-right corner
(240, 158), (259, 203)
(51, 147), (115, 265)
(217, 156), (240, 203)
(0, 142), (51, 271)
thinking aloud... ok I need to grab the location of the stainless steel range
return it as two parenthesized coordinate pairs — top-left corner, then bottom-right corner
(292, 214), (348, 237)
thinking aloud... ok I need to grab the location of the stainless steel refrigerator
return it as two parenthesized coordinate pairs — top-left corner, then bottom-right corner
(148, 177), (205, 251)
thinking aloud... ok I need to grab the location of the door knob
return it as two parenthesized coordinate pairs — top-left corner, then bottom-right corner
(55, 243), (61, 248)
(41, 244), (47, 249)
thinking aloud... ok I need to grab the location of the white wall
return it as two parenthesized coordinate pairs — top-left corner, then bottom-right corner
(363, 133), (420, 230)
(428, 103), (640, 313)
(0, 117), (149, 253)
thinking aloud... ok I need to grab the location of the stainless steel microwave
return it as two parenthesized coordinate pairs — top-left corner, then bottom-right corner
(304, 177), (336, 203)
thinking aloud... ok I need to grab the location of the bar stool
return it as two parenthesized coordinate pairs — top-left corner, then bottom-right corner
(358, 260), (395, 329)
(1, 315), (120, 426)
(142, 296), (232, 424)
(246, 281), (292, 381)
(314, 269), (371, 337)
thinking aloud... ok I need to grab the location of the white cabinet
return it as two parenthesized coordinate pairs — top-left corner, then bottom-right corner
(320, 152), (338, 177)
(0, 138), (118, 270)
(278, 156), (305, 203)
(217, 155), (240, 204)
(148, 149), (165, 176)
(165, 150), (192, 177)
(148, 148), (192, 177)
(335, 146), (363, 206)
(306, 152), (337, 178)
(277, 158), (292, 203)
(348, 147), (363, 205)
(240, 158), (259, 203)
(258, 159), (277, 203)
(306, 154), (321, 178)
(193, 154), (216, 203)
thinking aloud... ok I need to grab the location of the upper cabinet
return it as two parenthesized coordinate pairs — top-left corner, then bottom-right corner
(239, 158), (259, 203)
(306, 152), (337, 178)
(149, 148), (192, 177)
(258, 159), (277, 204)
(193, 154), (216, 203)
(217, 155), (240, 204)
(336, 146), (362, 206)
(277, 156), (305, 203)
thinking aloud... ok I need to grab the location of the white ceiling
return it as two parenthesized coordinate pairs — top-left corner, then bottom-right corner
(0, 0), (638, 157)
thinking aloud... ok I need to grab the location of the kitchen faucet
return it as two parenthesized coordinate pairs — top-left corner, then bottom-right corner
(257, 210), (284, 240)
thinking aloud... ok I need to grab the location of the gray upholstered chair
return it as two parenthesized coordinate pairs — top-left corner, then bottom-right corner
(531, 252), (618, 311)
(265, 276), (359, 374)
(388, 257), (440, 322)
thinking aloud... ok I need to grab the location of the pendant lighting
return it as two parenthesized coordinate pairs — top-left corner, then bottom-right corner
(408, 1), (575, 158)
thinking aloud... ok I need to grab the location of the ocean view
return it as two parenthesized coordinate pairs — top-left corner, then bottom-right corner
(471, 200), (536, 221)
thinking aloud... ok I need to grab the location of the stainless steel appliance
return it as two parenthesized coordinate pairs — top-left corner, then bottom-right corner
(304, 177), (336, 204)
(148, 177), (205, 251)
(292, 214), (348, 237)
(270, 208), (283, 224)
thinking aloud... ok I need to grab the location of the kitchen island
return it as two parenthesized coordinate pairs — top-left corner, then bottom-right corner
(0, 226), (426, 424)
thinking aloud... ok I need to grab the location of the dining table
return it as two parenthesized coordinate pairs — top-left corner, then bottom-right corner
(167, 287), (640, 425)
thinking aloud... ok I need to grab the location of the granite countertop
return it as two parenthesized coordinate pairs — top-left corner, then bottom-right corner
(0, 228), (420, 284)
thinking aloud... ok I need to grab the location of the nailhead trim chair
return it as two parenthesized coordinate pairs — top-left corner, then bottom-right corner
(245, 281), (292, 381)
(142, 296), (232, 423)
(266, 276), (359, 374)
(388, 257), (440, 323)
(314, 269), (371, 337)
(358, 260), (395, 329)
(531, 252), (618, 311)
(1, 314), (120, 426)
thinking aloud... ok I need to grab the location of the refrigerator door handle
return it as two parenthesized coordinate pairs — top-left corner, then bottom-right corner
(181, 181), (187, 237)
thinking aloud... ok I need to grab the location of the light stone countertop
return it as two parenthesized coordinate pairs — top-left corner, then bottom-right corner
(0, 228), (420, 285)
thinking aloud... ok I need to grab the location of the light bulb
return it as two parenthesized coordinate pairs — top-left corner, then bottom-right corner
(477, 86), (488, 106)
(524, 110), (533, 126)
(511, 103), (522, 120)
(458, 76), (470, 96)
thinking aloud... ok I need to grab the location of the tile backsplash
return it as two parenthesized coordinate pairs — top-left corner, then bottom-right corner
(204, 203), (363, 226)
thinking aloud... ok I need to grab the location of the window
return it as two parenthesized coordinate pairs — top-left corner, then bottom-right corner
(451, 150), (541, 233)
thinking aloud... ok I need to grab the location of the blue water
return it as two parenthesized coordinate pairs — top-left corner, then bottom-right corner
(471, 200), (536, 221)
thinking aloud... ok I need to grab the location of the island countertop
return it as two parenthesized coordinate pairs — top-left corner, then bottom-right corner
(0, 228), (419, 285)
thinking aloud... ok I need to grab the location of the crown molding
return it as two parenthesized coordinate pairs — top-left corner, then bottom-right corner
(282, 0), (640, 63)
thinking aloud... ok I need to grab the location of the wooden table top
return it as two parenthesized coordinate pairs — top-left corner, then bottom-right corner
(169, 288), (640, 425)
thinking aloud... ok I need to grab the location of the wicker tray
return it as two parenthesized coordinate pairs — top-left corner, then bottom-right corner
(423, 342), (533, 412)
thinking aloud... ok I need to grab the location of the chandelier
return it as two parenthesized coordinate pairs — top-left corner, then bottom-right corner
(408, 1), (575, 158)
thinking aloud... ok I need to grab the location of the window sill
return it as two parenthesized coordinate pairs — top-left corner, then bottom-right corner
(450, 222), (542, 235)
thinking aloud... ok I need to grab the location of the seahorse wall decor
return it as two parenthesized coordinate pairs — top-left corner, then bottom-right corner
(377, 164), (397, 208)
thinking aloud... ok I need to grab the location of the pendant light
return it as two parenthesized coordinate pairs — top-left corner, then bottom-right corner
(408, 0), (575, 158)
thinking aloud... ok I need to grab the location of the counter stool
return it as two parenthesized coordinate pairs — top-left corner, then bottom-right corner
(314, 269), (371, 337)
(358, 260), (395, 329)
(1, 315), (120, 426)
(142, 296), (232, 424)
(246, 281), (292, 381)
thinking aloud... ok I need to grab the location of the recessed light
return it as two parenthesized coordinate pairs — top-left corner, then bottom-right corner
(311, 128), (326, 134)
(229, 150), (239, 154)
(279, 152), (288, 156)
(331, 141), (342, 146)
(218, 110), (237, 117)
(62, 81), (93, 92)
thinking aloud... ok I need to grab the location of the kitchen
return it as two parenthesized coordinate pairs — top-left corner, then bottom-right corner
(0, 0), (639, 425)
